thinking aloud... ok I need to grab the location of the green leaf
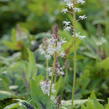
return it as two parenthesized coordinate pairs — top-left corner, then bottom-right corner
(55, 76), (65, 95)
(11, 29), (17, 42)
(98, 57), (109, 71)
(27, 49), (37, 79)
(3, 103), (25, 109)
(0, 91), (14, 100)
(30, 76), (56, 109)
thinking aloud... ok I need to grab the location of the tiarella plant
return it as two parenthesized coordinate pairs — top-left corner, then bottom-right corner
(62, 0), (87, 108)
(2, 0), (109, 109)
(38, 25), (67, 107)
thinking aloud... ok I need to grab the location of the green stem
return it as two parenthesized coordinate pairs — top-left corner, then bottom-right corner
(46, 59), (49, 79)
(72, 38), (77, 109)
(103, 2), (108, 36)
(49, 53), (57, 97)
(100, 0), (109, 36)
(72, 0), (77, 109)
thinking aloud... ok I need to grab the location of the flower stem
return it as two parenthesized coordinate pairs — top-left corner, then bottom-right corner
(72, 37), (77, 109)
(49, 52), (57, 97)
(46, 59), (49, 79)
(72, 0), (77, 109)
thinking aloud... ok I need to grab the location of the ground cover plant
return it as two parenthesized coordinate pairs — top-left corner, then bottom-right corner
(0, 0), (109, 109)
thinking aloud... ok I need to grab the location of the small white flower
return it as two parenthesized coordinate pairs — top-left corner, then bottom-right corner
(64, 26), (71, 31)
(40, 80), (50, 95)
(61, 40), (67, 44)
(47, 67), (53, 76)
(56, 66), (65, 76)
(73, 33), (86, 39)
(40, 80), (56, 96)
(79, 35), (86, 39)
(77, 0), (85, 4)
(48, 65), (65, 76)
(96, 37), (107, 46)
(79, 15), (87, 20)
(60, 71), (65, 75)
(50, 96), (56, 103)
(73, 8), (81, 12)
(64, 0), (71, 2)
(66, 2), (73, 9)
(45, 55), (51, 59)
(63, 21), (71, 26)
(60, 52), (65, 57)
(39, 45), (45, 55)
(62, 8), (68, 13)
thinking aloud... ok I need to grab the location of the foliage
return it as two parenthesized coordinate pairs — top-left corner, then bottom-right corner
(0, 0), (109, 109)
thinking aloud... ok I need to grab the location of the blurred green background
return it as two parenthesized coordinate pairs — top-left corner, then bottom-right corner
(0, 0), (109, 108)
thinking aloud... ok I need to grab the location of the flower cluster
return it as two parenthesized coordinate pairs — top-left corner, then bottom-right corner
(62, 0), (87, 36)
(39, 36), (66, 59)
(62, 0), (86, 13)
(40, 80), (56, 102)
(47, 63), (64, 77)
(77, 0), (85, 4)
(40, 80), (56, 95)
